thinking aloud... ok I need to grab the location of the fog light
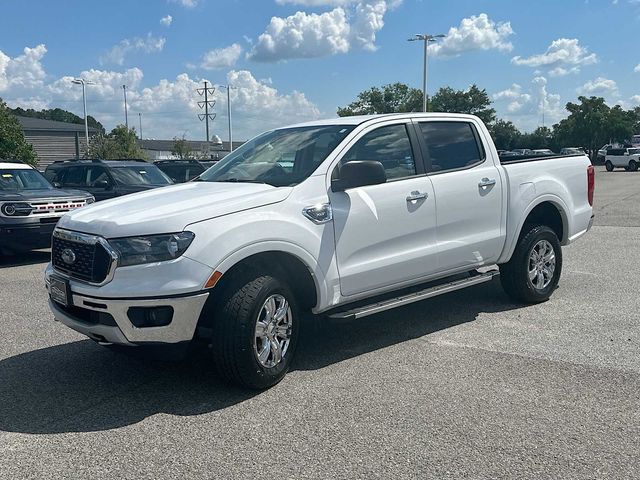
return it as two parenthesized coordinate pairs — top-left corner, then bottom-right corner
(127, 306), (174, 328)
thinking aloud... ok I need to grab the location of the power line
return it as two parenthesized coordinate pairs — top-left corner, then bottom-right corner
(196, 80), (216, 143)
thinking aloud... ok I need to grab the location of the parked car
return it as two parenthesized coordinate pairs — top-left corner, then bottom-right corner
(597, 144), (614, 162)
(631, 135), (640, 148)
(154, 159), (207, 183)
(0, 161), (94, 254)
(511, 149), (533, 156)
(560, 147), (586, 155)
(45, 113), (594, 389)
(44, 159), (173, 201)
(604, 147), (640, 171)
(532, 149), (556, 156)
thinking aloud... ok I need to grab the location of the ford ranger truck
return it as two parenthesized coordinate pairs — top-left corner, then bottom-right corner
(0, 161), (94, 254)
(45, 114), (594, 389)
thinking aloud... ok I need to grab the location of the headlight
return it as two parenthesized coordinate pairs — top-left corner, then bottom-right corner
(85, 196), (95, 205)
(1, 202), (32, 216)
(109, 232), (195, 267)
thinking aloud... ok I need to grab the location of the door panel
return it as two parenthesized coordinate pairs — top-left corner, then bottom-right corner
(329, 122), (438, 297)
(416, 121), (503, 271)
(331, 178), (438, 296)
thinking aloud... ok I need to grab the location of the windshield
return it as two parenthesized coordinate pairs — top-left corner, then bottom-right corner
(0, 168), (53, 191)
(199, 125), (355, 187)
(110, 165), (173, 186)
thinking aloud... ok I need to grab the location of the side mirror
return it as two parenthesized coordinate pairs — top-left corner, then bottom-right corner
(624, 152), (629, 156)
(94, 180), (112, 189)
(331, 160), (387, 192)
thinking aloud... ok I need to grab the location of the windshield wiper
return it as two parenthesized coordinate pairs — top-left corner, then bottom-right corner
(217, 178), (267, 184)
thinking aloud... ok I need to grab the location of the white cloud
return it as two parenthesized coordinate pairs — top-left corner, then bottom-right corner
(200, 44), (243, 70)
(630, 94), (640, 104)
(248, 1), (397, 61)
(428, 13), (514, 58)
(1, 44), (320, 140)
(493, 76), (562, 131)
(635, 63), (640, 73)
(160, 15), (173, 27)
(0, 44), (47, 92)
(577, 77), (618, 96)
(511, 38), (597, 76)
(169, 0), (198, 8)
(275, 0), (355, 5)
(100, 34), (166, 65)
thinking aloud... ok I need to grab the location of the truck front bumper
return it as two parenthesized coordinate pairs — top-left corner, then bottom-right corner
(0, 221), (57, 250)
(45, 265), (209, 346)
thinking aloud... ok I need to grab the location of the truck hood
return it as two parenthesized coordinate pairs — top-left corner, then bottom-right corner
(0, 188), (91, 201)
(57, 181), (291, 238)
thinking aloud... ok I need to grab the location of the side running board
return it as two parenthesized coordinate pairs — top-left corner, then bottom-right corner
(328, 270), (499, 321)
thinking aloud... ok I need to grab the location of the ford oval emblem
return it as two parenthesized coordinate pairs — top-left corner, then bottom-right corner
(61, 248), (77, 265)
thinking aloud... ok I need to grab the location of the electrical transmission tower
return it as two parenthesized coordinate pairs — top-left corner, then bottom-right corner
(196, 81), (216, 143)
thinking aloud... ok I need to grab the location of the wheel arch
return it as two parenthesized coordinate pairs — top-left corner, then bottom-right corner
(500, 196), (569, 264)
(208, 242), (323, 313)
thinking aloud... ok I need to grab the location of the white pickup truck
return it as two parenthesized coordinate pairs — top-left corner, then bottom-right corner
(604, 147), (640, 171)
(45, 113), (594, 389)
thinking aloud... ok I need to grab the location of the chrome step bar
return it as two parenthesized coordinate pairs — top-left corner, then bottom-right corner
(328, 270), (499, 320)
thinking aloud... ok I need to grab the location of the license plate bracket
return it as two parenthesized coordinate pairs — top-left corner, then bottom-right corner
(50, 275), (71, 307)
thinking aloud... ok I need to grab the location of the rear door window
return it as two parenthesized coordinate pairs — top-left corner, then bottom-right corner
(418, 122), (484, 172)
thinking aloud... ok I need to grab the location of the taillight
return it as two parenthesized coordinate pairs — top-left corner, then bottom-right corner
(587, 165), (595, 206)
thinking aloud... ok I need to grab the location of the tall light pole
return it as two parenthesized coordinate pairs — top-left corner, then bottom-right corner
(408, 33), (445, 112)
(71, 78), (96, 155)
(122, 84), (129, 128)
(138, 112), (143, 138)
(219, 85), (237, 152)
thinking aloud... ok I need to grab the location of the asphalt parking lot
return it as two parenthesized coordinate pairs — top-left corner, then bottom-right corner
(1, 165), (639, 479)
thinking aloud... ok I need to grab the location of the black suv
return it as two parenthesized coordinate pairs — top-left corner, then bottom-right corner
(44, 159), (173, 201)
(154, 159), (208, 183)
(0, 161), (94, 253)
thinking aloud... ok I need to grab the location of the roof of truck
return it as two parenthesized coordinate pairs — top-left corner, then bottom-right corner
(282, 112), (480, 129)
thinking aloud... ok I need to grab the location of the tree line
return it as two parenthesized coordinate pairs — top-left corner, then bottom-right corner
(337, 83), (640, 158)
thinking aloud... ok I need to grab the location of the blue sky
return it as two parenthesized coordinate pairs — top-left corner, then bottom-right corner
(1, 0), (639, 140)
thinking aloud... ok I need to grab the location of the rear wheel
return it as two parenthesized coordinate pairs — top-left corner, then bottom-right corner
(209, 273), (299, 389)
(629, 160), (638, 172)
(605, 161), (614, 172)
(500, 225), (562, 303)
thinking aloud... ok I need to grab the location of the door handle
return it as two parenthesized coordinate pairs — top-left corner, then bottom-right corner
(406, 191), (428, 202)
(478, 178), (496, 188)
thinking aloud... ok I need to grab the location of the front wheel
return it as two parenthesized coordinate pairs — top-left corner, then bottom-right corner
(500, 225), (562, 303)
(629, 160), (638, 172)
(605, 160), (614, 172)
(210, 274), (299, 389)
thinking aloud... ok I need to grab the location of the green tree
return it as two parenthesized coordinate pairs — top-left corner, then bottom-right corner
(172, 136), (193, 159)
(87, 125), (146, 159)
(489, 119), (521, 150)
(337, 83), (423, 116)
(430, 85), (496, 125)
(552, 96), (612, 158)
(0, 98), (38, 166)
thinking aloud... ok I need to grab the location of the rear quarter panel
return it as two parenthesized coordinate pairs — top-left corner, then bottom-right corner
(498, 155), (593, 264)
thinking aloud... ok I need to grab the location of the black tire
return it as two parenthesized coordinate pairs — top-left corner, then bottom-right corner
(500, 225), (562, 304)
(209, 273), (299, 389)
(605, 161), (614, 172)
(629, 160), (638, 172)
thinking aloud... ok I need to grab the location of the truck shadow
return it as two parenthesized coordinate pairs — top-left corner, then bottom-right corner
(0, 278), (524, 434)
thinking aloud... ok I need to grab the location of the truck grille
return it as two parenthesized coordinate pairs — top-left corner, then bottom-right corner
(52, 230), (115, 284)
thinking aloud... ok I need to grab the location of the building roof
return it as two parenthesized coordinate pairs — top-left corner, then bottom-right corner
(16, 116), (98, 133)
(138, 139), (244, 152)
